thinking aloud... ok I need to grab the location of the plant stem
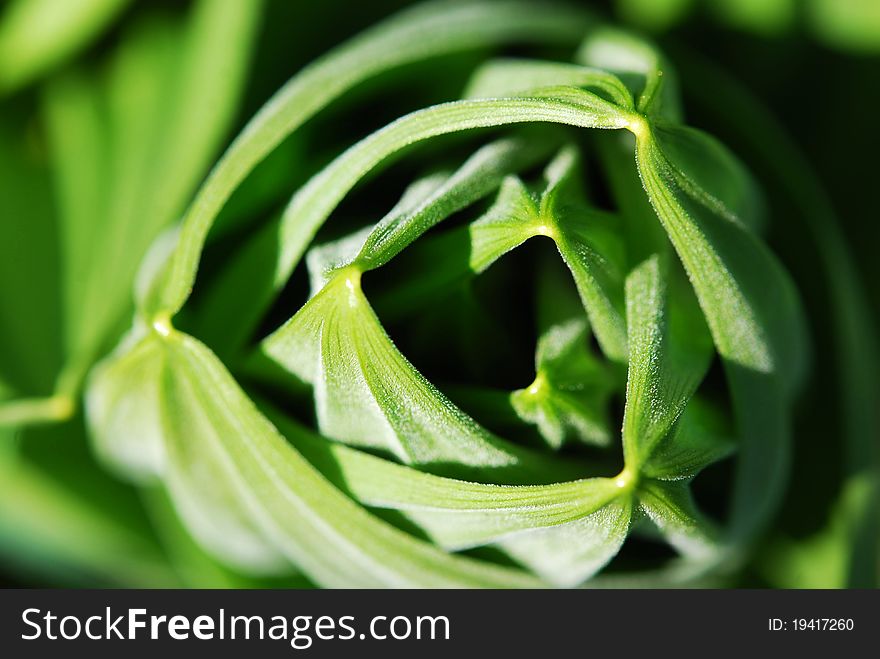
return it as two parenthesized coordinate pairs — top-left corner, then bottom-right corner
(0, 395), (74, 428)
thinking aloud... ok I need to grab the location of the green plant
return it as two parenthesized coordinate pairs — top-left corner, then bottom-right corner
(1, 0), (876, 588)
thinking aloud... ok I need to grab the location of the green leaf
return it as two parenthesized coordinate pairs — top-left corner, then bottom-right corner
(511, 315), (614, 449)
(41, 70), (108, 388)
(637, 479), (718, 559)
(497, 497), (631, 587)
(42, 0), (261, 397)
(621, 255), (712, 469)
(0, 0), (130, 92)
(141, 485), (312, 588)
(0, 113), (62, 396)
(354, 137), (552, 271)
(159, 342), (293, 575)
(508, 258), (617, 448)
(146, 0), (596, 317)
(85, 328), (168, 482)
(652, 123), (766, 234)
(464, 176), (550, 272)
(274, 412), (632, 587)
(90, 329), (291, 576)
(74, 13), (181, 366)
(464, 58), (634, 109)
(146, 0), (263, 233)
(636, 125), (803, 381)
(315, 446), (621, 549)
(161, 331), (542, 587)
(642, 400), (735, 481)
(538, 147), (628, 361)
(261, 270), (583, 483)
(576, 27), (681, 120)
(634, 120), (807, 541)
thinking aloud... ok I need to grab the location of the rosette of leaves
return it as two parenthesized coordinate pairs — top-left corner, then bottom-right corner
(2, 0), (876, 588)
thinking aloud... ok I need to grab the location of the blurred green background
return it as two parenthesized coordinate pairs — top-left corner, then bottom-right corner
(0, 0), (877, 588)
